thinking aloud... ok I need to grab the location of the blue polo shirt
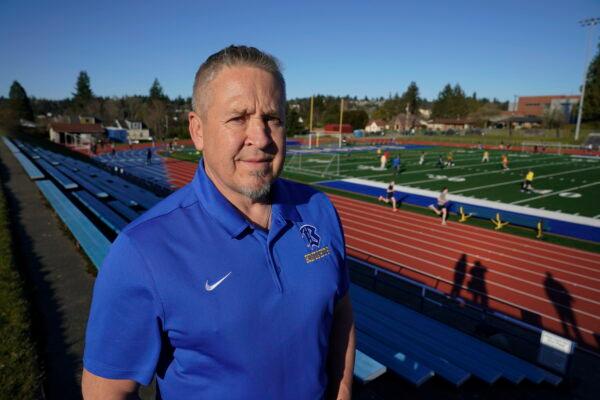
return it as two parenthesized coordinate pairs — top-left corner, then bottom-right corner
(84, 160), (349, 399)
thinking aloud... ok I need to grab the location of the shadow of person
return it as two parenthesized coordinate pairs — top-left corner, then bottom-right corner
(543, 272), (583, 342)
(467, 261), (489, 309)
(450, 253), (468, 298)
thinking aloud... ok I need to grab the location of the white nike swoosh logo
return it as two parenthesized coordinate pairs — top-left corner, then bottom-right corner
(205, 272), (232, 291)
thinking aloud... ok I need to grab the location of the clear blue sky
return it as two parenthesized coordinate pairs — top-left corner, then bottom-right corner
(1, 0), (599, 102)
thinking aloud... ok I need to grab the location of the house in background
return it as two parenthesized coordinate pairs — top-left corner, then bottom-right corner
(49, 123), (105, 148)
(365, 119), (389, 133)
(423, 118), (471, 131)
(115, 119), (152, 142)
(78, 115), (103, 125)
(516, 95), (579, 122)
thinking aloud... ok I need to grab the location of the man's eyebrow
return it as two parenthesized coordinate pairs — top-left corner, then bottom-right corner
(262, 108), (281, 116)
(228, 108), (248, 115)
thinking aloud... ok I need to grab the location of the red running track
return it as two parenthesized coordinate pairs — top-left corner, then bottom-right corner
(164, 158), (600, 351)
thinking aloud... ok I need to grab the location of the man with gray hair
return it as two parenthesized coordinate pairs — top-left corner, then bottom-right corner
(82, 45), (355, 399)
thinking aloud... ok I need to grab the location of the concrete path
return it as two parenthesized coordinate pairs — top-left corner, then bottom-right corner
(0, 139), (94, 399)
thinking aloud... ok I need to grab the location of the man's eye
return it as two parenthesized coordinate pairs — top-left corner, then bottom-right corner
(229, 116), (246, 123)
(266, 116), (282, 125)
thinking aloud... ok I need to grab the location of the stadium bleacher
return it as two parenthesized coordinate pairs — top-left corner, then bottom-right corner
(3, 136), (568, 390)
(1, 137), (45, 180)
(72, 191), (129, 233)
(35, 180), (110, 268)
(351, 283), (561, 387)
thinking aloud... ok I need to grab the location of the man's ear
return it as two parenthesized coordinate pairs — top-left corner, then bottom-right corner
(188, 111), (204, 151)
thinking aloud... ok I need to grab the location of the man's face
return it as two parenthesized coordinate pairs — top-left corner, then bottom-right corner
(189, 66), (286, 202)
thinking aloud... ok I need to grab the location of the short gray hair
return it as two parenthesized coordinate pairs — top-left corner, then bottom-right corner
(191, 45), (286, 115)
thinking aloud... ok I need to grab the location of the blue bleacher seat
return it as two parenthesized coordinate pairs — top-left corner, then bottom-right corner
(35, 180), (110, 269)
(356, 330), (435, 386)
(351, 284), (561, 386)
(13, 153), (45, 180)
(107, 200), (140, 221)
(56, 166), (109, 198)
(354, 309), (472, 386)
(36, 159), (78, 190)
(353, 349), (387, 384)
(72, 191), (128, 233)
(2, 136), (21, 153)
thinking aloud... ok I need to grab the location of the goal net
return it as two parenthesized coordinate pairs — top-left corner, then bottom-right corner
(284, 152), (342, 178)
(520, 141), (562, 155)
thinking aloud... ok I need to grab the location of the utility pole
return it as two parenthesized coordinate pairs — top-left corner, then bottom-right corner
(575, 17), (600, 141)
(309, 96), (314, 132)
(405, 102), (410, 135)
(165, 115), (169, 140)
(338, 98), (344, 148)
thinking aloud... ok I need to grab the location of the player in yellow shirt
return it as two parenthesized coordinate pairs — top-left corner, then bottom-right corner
(521, 169), (534, 192)
(445, 152), (455, 167)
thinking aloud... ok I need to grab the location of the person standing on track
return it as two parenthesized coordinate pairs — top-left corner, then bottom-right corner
(378, 181), (398, 212)
(82, 45), (355, 400)
(428, 187), (449, 225)
(145, 147), (152, 165)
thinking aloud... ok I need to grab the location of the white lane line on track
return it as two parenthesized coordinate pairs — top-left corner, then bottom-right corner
(345, 241), (594, 336)
(344, 232), (599, 327)
(336, 206), (600, 287)
(329, 194), (600, 265)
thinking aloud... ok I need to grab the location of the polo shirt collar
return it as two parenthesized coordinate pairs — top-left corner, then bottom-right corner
(192, 160), (301, 238)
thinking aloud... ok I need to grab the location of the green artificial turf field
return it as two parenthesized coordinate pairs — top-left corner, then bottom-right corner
(282, 146), (600, 218)
(165, 144), (599, 218)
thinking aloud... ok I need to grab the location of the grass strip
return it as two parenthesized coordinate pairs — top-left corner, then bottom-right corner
(0, 175), (43, 398)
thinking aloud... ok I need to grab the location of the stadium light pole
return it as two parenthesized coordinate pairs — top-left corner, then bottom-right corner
(574, 17), (600, 142)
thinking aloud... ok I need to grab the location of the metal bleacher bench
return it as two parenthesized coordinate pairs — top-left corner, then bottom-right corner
(72, 191), (128, 233)
(36, 159), (78, 190)
(35, 180), (110, 269)
(350, 283), (561, 387)
(353, 349), (387, 384)
(2, 137), (45, 180)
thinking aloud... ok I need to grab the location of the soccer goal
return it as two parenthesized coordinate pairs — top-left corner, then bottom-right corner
(284, 151), (342, 178)
(521, 141), (562, 155)
(308, 132), (344, 149)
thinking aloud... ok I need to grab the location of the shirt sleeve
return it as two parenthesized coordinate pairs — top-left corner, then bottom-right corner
(332, 204), (350, 304)
(83, 232), (163, 385)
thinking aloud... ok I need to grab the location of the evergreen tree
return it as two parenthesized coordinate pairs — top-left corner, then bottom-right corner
(285, 107), (305, 135)
(149, 78), (168, 101)
(8, 81), (34, 122)
(431, 84), (454, 118)
(72, 71), (94, 109)
(583, 43), (600, 121)
(344, 109), (369, 130)
(432, 83), (468, 119)
(401, 81), (420, 115)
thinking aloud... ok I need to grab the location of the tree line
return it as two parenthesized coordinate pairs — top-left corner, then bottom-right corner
(2, 44), (599, 137)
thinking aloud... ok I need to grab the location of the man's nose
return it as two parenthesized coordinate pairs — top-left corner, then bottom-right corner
(246, 117), (273, 148)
